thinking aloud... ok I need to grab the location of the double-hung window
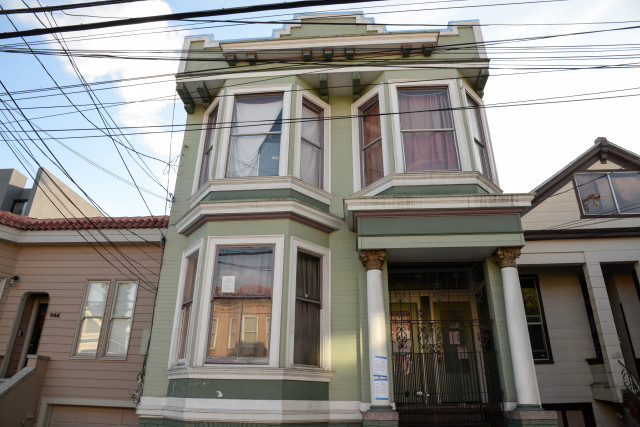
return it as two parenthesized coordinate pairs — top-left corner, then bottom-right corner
(299, 101), (324, 188)
(466, 95), (492, 180)
(575, 172), (640, 215)
(226, 94), (283, 178)
(398, 88), (459, 171)
(177, 251), (198, 362)
(104, 281), (138, 357)
(208, 246), (274, 363)
(198, 106), (218, 188)
(520, 275), (552, 362)
(294, 251), (321, 366)
(359, 97), (384, 186)
(75, 281), (109, 356)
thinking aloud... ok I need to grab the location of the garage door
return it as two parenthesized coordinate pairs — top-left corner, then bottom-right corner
(49, 405), (137, 427)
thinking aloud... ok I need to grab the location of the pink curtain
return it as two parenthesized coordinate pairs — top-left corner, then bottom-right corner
(398, 89), (459, 171)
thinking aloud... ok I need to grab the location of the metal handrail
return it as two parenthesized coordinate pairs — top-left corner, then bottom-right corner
(620, 361), (640, 399)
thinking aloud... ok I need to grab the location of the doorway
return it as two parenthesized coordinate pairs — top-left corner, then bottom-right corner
(388, 263), (503, 426)
(3, 293), (49, 377)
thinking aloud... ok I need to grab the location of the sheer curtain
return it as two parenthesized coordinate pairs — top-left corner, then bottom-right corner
(227, 95), (283, 177)
(300, 104), (323, 188)
(398, 89), (459, 171)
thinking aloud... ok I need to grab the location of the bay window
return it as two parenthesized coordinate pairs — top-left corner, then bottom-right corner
(576, 172), (640, 215)
(208, 246), (274, 363)
(226, 94), (283, 178)
(359, 97), (384, 186)
(398, 88), (459, 172)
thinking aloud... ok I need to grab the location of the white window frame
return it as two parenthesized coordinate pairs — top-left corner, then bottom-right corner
(227, 316), (238, 349)
(168, 239), (204, 368)
(192, 98), (223, 195)
(194, 235), (285, 368)
(241, 314), (260, 347)
(351, 85), (389, 192)
(210, 317), (219, 351)
(72, 280), (110, 358)
(388, 79), (471, 174)
(102, 280), (138, 359)
(286, 237), (331, 370)
(463, 87), (497, 184)
(214, 85), (293, 180)
(293, 87), (331, 192)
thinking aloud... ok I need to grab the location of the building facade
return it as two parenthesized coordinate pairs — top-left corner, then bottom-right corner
(138, 14), (556, 426)
(0, 211), (167, 426)
(519, 138), (640, 427)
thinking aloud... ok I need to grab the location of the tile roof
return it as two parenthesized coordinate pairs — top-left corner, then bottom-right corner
(0, 210), (169, 231)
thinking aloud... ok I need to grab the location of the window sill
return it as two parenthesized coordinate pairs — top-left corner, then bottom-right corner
(166, 365), (335, 382)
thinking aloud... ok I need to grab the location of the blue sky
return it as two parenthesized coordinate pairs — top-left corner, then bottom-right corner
(1, 0), (639, 217)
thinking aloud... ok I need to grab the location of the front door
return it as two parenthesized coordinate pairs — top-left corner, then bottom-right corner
(389, 263), (503, 426)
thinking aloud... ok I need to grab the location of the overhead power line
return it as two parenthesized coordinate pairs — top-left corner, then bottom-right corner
(0, 0), (390, 40)
(0, 0), (148, 15)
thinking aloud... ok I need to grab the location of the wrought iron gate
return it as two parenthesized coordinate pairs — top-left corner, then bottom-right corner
(389, 263), (504, 426)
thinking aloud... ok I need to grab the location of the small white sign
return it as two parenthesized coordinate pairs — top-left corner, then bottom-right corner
(374, 356), (388, 377)
(374, 377), (389, 401)
(221, 276), (236, 293)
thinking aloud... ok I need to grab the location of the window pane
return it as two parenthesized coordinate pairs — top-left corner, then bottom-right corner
(575, 173), (616, 215)
(302, 103), (322, 146)
(363, 140), (384, 185)
(300, 141), (322, 188)
(239, 300), (270, 357)
(210, 300), (241, 358)
(402, 132), (459, 171)
(361, 101), (381, 146)
(214, 247), (273, 297)
(84, 282), (109, 317)
(198, 108), (217, 188)
(77, 318), (102, 355)
(178, 304), (191, 360)
(294, 300), (320, 365)
(610, 172), (640, 214)
(520, 276), (551, 361)
(112, 282), (137, 317)
(231, 94), (283, 135)
(106, 318), (132, 356)
(210, 317), (218, 351)
(296, 252), (320, 301)
(184, 252), (198, 303)
(398, 88), (453, 130)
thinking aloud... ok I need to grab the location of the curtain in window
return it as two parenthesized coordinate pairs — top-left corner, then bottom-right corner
(300, 103), (323, 188)
(294, 252), (320, 366)
(361, 100), (384, 185)
(227, 95), (283, 177)
(398, 89), (459, 171)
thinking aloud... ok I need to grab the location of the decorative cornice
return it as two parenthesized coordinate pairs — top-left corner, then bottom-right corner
(492, 247), (521, 268)
(0, 210), (168, 231)
(360, 249), (386, 271)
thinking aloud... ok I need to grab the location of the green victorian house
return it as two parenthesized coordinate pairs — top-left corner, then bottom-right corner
(137, 13), (556, 427)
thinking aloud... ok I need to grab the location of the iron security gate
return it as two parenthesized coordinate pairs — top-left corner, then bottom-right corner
(389, 263), (504, 427)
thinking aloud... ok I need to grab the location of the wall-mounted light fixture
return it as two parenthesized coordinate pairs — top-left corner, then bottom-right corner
(9, 275), (19, 287)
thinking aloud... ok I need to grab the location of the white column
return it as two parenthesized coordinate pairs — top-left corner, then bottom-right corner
(360, 249), (391, 407)
(493, 247), (541, 407)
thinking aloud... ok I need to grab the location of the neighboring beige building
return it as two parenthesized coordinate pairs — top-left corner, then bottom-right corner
(0, 168), (102, 219)
(0, 211), (167, 427)
(518, 138), (640, 426)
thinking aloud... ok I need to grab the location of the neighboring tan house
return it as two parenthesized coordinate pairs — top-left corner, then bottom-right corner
(138, 13), (558, 426)
(0, 168), (103, 219)
(518, 138), (640, 427)
(0, 209), (167, 426)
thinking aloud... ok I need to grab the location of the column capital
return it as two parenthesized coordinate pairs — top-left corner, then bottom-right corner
(492, 247), (521, 268)
(360, 249), (386, 271)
